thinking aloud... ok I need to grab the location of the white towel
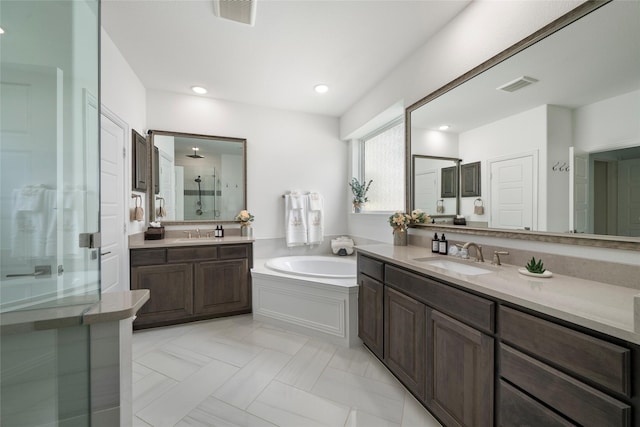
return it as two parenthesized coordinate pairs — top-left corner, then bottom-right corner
(15, 185), (45, 211)
(307, 192), (324, 245)
(285, 193), (308, 247)
(11, 188), (55, 258)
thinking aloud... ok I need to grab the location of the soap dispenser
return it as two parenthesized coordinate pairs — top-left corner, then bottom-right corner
(431, 233), (439, 253)
(438, 233), (448, 255)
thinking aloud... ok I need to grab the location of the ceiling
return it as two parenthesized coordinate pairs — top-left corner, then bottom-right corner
(411, 0), (640, 134)
(101, 0), (470, 117)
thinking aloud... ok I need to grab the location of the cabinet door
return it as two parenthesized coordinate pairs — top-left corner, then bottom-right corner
(426, 309), (494, 427)
(194, 259), (250, 315)
(131, 263), (193, 326)
(384, 286), (426, 401)
(358, 274), (384, 359)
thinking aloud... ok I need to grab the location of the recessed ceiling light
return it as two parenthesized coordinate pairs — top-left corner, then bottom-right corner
(439, 125), (450, 131)
(191, 86), (207, 95)
(314, 84), (329, 94)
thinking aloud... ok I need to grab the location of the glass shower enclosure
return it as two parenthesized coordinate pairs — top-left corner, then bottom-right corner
(1, 0), (101, 425)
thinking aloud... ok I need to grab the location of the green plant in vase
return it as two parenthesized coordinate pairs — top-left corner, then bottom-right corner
(349, 177), (372, 213)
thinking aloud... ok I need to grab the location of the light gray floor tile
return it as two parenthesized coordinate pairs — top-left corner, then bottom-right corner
(345, 408), (401, 427)
(276, 339), (337, 391)
(132, 371), (177, 414)
(328, 345), (373, 376)
(241, 326), (309, 355)
(213, 349), (292, 409)
(176, 395), (278, 427)
(136, 343), (213, 381)
(401, 392), (442, 427)
(136, 359), (239, 427)
(247, 381), (350, 427)
(312, 366), (406, 424)
(132, 317), (442, 427)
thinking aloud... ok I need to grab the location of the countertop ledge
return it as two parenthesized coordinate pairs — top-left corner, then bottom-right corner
(83, 289), (150, 324)
(129, 235), (254, 249)
(356, 244), (640, 345)
(1, 290), (150, 334)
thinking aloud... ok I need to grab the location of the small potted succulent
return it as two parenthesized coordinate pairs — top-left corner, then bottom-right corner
(519, 256), (552, 277)
(349, 177), (373, 213)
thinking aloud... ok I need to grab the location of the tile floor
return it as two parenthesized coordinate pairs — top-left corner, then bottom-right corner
(132, 315), (442, 427)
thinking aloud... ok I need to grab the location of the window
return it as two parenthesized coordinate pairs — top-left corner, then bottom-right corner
(357, 119), (405, 212)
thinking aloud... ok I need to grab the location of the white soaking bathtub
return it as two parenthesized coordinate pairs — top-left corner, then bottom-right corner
(251, 256), (360, 347)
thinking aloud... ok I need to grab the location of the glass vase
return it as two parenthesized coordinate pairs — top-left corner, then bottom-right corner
(240, 224), (253, 237)
(393, 228), (407, 246)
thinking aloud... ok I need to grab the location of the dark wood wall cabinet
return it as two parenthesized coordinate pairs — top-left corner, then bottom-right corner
(357, 253), (638, 427)
(131, 243), (252, 329)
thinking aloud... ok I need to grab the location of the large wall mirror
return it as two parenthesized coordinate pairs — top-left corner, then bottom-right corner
(148, 130), (246, 223)
(407, 0), (639, 248)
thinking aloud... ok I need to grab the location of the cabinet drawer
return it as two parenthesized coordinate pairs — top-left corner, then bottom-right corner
(499, 306), (630, 396)
(131, 248), (166, 266)
(385, 265), (494, 332)
(499, 380), (576, 427)
(358, 254), (384, 282)
(219, 244), (250, 260)
(500, 344), (630, 427)
(167, 246), (218, 262)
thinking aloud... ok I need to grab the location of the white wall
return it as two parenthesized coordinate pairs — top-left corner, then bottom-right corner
(574, 90), (640, 152)
(100, 29), (147, 236)
(146, 90), (348, 239)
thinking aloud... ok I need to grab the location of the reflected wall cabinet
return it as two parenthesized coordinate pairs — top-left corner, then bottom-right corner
(132, 129), (148, 191)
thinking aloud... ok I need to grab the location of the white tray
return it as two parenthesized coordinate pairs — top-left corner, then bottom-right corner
(518, 268), (553, 278)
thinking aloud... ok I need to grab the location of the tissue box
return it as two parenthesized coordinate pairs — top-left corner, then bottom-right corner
(144, 226), (165, 240)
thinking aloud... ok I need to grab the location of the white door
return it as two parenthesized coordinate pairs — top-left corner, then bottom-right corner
(489, 154), (535, 230)
(414, 170), (438, 213)
(618, 158), (640, 237)
(569, 147), (589, 233)
(100, 108), (127, 293)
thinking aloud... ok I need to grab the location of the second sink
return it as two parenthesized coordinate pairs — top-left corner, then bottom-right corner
(413, 258), (493, 276)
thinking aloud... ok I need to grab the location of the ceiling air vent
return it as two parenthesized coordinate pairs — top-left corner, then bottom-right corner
(497, 76), (538, 93)
(213, 0), (256, 26)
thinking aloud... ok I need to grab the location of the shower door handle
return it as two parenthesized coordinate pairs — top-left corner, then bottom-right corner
(6, 265), (52, 278)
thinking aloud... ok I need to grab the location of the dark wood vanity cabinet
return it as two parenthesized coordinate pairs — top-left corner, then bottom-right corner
(130, 243), (252, 328)
(357, 252), (638, 427)
(358, 273), (384, 359)
(426, 309), (493, 427)
(384, 286), (426, 401)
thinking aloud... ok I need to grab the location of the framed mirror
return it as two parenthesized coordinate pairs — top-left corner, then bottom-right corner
(412, 155), (460, 218)
(406, 1), (640, 247)
(148, 130), (247, 223)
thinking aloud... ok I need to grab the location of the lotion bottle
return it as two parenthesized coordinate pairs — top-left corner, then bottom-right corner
(431, 233), (439, 253)
(438, 233), (448, 255)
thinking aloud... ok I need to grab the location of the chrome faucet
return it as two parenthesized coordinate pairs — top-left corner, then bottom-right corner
(492, 250), (510, 266)
(195, 227), (201, 238)
(462, 242), (484, 262)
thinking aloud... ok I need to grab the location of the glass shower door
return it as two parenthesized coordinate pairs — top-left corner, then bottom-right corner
(1, 0), (100, 425)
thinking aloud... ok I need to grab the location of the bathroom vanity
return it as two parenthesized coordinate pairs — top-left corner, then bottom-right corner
(129, 236), (253, 329)
(357, 244), (639, 427)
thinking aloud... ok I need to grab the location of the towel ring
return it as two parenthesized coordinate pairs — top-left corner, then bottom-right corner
(474, 198), (483, 207)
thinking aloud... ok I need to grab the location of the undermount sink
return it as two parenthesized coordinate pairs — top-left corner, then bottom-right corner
(412, 258), (493, 276)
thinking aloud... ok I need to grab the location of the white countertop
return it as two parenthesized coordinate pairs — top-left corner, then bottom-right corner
(356, 244), (640, 345)
(129, 235), (254, 249)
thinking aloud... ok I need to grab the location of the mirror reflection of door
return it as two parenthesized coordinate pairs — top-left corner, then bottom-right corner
(415, 170), (438, 213)
(570, 146), (589, 233)
(619, 158), (640, 237)
(489, 154), (535, 230)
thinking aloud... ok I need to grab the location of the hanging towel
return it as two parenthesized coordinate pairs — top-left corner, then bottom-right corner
(307, 192), (324, 245)
(285, 192), (308, 247)
(15, 185), (45, 211)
